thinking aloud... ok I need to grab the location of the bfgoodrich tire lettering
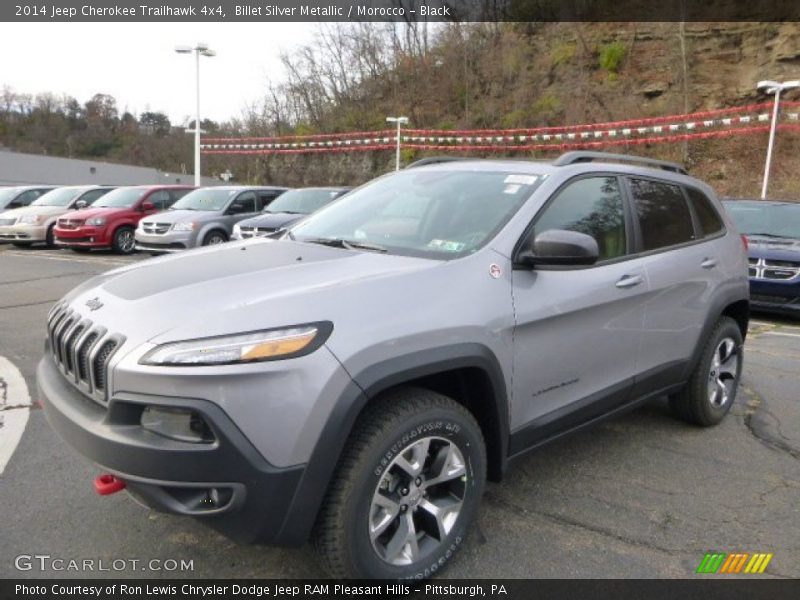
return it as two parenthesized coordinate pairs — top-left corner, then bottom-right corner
(670, 316), (743, 426)
(313, 386), (486, 579)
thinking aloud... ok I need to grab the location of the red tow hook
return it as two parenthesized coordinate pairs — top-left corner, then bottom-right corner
(94, 474), (126, 496)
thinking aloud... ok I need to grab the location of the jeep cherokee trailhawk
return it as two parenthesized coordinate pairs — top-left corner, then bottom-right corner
(38, 152), (749, 579)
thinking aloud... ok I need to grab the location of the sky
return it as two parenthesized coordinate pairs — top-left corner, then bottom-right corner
(0, 22), (316, 125)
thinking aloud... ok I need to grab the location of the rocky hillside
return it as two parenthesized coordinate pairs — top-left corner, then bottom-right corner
(203, 22), (800, 199)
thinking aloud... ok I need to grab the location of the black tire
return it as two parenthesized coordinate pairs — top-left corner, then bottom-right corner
(202, 230), (228, 246)
(670, 316), (743, 426)
(111, 226), (136, 254)
(45, 224), (56, 248)
(314, 387), (486, 579)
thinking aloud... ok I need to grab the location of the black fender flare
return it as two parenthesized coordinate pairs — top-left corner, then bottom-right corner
(274, 343), (509, 545)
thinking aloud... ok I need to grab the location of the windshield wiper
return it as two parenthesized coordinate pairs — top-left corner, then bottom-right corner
(301, 237), (388, 253)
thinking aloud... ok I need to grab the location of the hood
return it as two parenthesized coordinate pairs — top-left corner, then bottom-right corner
(0, 205), (76, 220)
(140, 209), (217, 225)
(60, 239), (437, 352)
(747, 236), (800, 261)
(65, 206), (132, 220)
(238, 212), (302, 230)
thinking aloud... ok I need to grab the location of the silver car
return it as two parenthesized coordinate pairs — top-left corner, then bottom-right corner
(38, 152), (749, 579)
(134, 186), (288, 253)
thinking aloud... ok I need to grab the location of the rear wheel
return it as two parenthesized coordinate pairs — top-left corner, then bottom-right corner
(111, 226), (136, 254)
(202, 230), (227, 246)
(314, 387), (486, 579)
(670, 316), (743, 426)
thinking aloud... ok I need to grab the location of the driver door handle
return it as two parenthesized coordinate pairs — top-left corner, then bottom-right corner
(701, 257), (718, 269)
(616, 274), (644, 289)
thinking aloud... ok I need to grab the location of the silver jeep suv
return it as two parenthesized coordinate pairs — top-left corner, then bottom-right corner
(38, 152), (749, 579)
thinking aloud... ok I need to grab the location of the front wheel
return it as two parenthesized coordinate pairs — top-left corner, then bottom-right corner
(202, 230), (228, 246)
(314, 387), (486, 579)
(111, 226), (136, 254)
(670, 316), (743, 426)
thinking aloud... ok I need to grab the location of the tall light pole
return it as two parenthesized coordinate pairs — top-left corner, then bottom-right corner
(386, 116), (409, 171)
(757, 79), (800, 199)
(176, 43), (216, 187)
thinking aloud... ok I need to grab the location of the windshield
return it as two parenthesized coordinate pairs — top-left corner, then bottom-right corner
(171, 188), (237, 211)
(31, 188), (81, 207)
(92, 187), (147, 208)
(0, 188), (23, 208)
(726, 202), (800, 240)
(267, 188), (343, 215)
(290, 169), (541, 259)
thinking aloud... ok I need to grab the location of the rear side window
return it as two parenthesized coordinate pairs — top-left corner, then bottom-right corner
(257, 191), (282, 210)
(629, 178), (695, 251)
(686, 187), (724, 236)
(533, 176), (627, 261)
(148, 190), (172, 210)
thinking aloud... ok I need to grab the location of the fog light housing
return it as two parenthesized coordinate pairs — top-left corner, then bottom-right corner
(140, 406), (215, 443)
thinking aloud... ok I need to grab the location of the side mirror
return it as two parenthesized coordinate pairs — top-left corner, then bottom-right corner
(141, 201), (155, 211)
(75, 200), (88, 209)
(517, 229), (599, 268)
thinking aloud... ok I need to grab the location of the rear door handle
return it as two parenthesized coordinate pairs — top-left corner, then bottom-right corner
(616, 274), (644, 289)
(701, 257), (718, 269)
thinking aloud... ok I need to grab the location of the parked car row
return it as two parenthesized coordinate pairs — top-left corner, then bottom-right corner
(0, 183), (352, 255)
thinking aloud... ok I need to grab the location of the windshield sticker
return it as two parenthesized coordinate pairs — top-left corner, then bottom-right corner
(504, 174), (539, 186)
(503, 184), (521, 195)
(428, 239), (466, 252)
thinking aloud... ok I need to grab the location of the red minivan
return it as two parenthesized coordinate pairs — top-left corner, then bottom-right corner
(54, 185), (194, 254)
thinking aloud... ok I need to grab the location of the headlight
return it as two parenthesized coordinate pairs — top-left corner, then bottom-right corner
(232, 224), (241, 237)
(172, 221), (195, 231)
(139, 322), (332, 366)
(86, 217), (106, 226)
(19, 215), (44, 225)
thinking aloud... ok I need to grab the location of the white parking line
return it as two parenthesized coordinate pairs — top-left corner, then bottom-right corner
(762, 331), (800, 339)
(2, 250), (133, 267)
(0, 356), (32, 476)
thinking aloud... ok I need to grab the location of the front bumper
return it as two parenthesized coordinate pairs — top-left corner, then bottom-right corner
(37, 352), (305, 544)
(54, 226), (108, 247)
(749, 280), (800, 318)
(134, 230), (195, 253)
(0, 223), (47, 242)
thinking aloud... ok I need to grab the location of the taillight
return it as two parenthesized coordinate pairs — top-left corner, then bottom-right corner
(741, 235), (749, 251)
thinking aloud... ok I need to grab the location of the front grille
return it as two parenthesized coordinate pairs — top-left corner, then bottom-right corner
(239, 226), (276, 239)
(0, 218), (16, 226)
(47, 304), (124, 405)
(142, 222), (171, 234)
(57, 219), (84, 230)
(749, 257), (800, 281)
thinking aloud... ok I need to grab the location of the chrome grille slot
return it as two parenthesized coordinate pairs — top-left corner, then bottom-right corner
(76, 332), (99, 382)
(63, 322), (86, 374)
(143, 222), (171, 235)
(749, 257), (800, 281)
(93, 340), (119, 392)
(53, 312), (76, 365)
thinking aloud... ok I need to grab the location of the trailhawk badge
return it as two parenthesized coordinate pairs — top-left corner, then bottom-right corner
(85, 297), (104, 311)
(489, 264), (502, 279)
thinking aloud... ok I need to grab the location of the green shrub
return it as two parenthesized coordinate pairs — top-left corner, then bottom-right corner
(551, 42), (577, 67)
(598, 41), (626, 74)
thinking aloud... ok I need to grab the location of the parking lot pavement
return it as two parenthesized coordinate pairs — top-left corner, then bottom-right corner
(0, 245), (798, 579)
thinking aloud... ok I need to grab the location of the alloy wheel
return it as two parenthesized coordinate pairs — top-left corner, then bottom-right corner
(708, 337), (739, 407)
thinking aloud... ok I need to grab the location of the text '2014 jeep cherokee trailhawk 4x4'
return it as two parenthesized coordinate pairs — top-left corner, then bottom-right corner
(38, 152), (749, 579)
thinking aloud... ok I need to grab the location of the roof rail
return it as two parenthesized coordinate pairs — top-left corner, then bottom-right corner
(552, 151), (688, 175)
(405, 156), (468, 169)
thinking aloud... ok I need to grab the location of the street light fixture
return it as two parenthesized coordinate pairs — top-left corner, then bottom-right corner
(757, 79), (800, 199)
(176, 42), (216, 187)
(386, 116), (409, 171)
